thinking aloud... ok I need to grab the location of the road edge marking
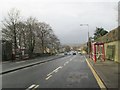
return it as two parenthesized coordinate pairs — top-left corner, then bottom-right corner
(85, 57), (107, 90)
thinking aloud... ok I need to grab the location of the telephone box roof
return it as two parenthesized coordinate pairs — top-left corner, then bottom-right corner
(92, 42), (104, 45)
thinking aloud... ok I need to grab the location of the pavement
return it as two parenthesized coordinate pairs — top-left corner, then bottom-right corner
(0, 54), (65, 74)
(2, 54), (100, 89)
(86, 56), (120, 89)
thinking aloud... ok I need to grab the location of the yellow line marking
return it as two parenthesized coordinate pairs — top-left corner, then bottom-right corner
(85, 57), (106, 89)
(45, 75), (52, 80)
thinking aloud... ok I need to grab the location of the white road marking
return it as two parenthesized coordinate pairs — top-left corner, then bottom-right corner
(47, 70), (55, 76)
(54, 66), (62, 72)
(46, 66), (63, 80)
(59, 66), (63, 68)
(26, 84), (39, 90)
(28, 84), (36, 89)
(46, 56), (76, 81)
(66, 61), (69, 64)
(64, 63), (66, 66)
(45, 75), (52, 80)
(54, 67), (59, 73)
(64, 60), (70, 66)
(33, 85), (39, 89)
(26, 84), (36, 90)
(47, 66), (63, 76)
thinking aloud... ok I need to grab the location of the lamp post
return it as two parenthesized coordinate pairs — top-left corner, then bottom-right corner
(80, 24), (90, 56)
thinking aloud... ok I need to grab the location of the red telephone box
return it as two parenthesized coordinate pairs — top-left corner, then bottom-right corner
(90, 42), (105, 63)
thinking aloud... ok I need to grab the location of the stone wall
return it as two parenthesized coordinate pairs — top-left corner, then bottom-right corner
(96, 27), (119, 43)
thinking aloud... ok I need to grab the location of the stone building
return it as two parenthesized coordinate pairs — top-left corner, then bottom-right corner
(96, 27), (120, 63)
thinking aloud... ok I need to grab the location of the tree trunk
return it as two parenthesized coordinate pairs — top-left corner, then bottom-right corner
(13, 24), (17, 61)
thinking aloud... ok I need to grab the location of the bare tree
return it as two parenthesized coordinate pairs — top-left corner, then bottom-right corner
(2, 8), (61, 60)
(2, 8), (21, 60)
(35, 22), (52, 54)
(49, 34), (61, 54)
(26, 17), (37, 57)
(15, 22), (27, 59)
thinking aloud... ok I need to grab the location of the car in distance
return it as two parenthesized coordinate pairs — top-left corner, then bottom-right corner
(78, 52), (82, 55)
(73, 52), (76, 55)
(64, 52), (68, 55)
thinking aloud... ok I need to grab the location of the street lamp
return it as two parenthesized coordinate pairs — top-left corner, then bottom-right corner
(80, 24), (90, 56)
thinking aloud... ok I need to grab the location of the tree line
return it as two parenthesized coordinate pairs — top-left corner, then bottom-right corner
(2, 8), (61, 60)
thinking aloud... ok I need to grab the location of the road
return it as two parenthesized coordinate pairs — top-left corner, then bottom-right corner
(1, 55), (64, 74)
(2, 54), (100, 89)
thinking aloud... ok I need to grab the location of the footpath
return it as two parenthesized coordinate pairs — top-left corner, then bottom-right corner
(0, 54), (65, 75)
(87, 57), (120, 89)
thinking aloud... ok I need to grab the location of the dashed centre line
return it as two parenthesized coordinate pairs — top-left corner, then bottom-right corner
(70, 59), (72, 61)
(46, 56), (76, 80)
(28, 84), (36, 89)
(27, 56), (76, 89)
(33, 85), (39, 89)
(26, 84), (39, 90)
(47, 66), (63, 76)
(45, 75), (52, 80)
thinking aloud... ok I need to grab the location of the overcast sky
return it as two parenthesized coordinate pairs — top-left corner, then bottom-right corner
(0, 0), (119, 45)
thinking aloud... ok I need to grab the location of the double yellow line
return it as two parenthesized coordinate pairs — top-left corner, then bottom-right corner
(85, 57), (107, 90)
